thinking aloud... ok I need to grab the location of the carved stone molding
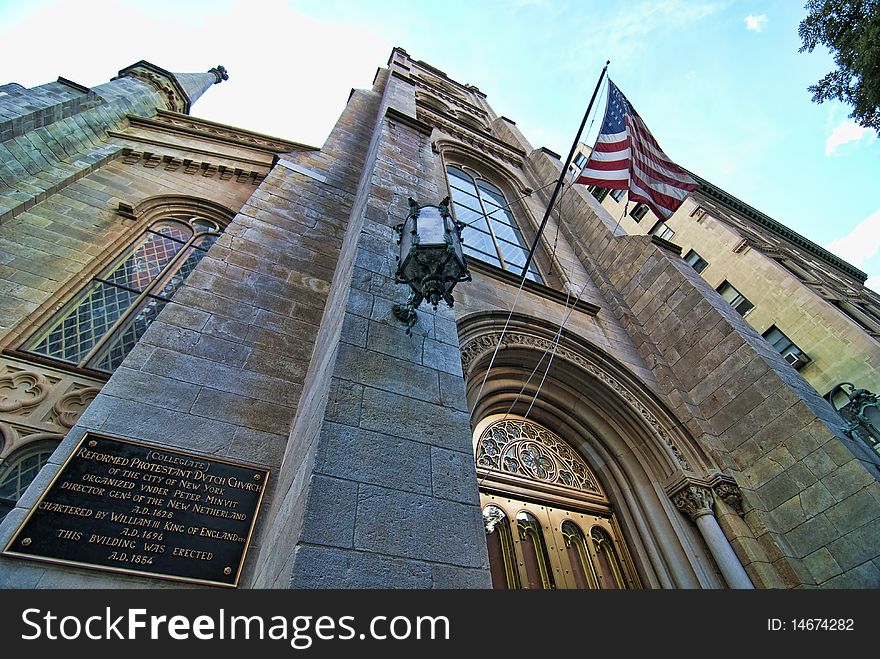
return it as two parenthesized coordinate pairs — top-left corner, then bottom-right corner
(461, 332), (691, 470)
(118, 148), (265, 184)
(117, 65), (188, 113)
(421, 110), (525, 167)
(146, 112), (308, 153)
(411, 75), (486, 117)
(0, 356), (104, 460)
(51, 387), (101, 429)
(671, 483), (715, 521)
(0, 370), (52, 413)
(709, 474), (745, 516)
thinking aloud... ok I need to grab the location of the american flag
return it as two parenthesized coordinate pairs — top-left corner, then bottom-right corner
(577, 79), (698, 219)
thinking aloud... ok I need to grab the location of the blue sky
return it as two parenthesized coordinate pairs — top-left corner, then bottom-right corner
(1, 0), (878, 289)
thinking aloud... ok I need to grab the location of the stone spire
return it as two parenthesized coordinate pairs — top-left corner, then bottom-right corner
(174, 66), (228, 108)
(114, 61), (228, 114)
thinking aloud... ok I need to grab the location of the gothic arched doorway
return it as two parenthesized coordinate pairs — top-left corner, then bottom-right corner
(475, 414), (639, 589)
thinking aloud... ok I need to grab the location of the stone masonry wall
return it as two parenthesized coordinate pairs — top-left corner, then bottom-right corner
(549, 164), (880, 587)
(0, 75), (377, 587)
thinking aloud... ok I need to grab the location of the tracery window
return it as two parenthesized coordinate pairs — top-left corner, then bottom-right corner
(445, 165), (542, 283)
(0, 441), (57, 519)
(476, 416), (638, 589)
(21, 216), (223, 374)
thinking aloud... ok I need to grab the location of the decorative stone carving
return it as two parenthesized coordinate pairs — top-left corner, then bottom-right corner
(209, 65), (229, 83)
(423, 110), (524, 167)
(461, 332), (691, 470)
(0, 370), (52, 413)
(117, 149), (266, 185)
(51, 386), (101, 428)
(120, 67), (188, 113)
(0, 356), (104, 461)
(476, 417), (602, 495)
(671, 484), (715, 521)
(147, 113), (306, 153)
(712, 479), (745, 516)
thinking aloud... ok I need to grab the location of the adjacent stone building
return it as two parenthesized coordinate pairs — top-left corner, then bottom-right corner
(0, 49), (878, 589)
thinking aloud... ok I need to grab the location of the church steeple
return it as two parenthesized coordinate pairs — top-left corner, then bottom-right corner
(113, 61), (228, 114)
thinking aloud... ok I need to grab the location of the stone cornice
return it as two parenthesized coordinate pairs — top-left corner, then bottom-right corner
(118, 148), (266, 185)
(688, 170), (866, 283)
(108, 130), (271, 168)
(131, 111), (317, 153)
(411, 75), (488, 118)
(385, 107), (432, 136)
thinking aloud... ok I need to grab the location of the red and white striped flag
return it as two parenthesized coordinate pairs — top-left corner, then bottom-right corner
(577, 79), (698, 219)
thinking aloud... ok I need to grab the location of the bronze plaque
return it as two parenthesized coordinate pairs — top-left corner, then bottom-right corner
(3, 432), (269, 587)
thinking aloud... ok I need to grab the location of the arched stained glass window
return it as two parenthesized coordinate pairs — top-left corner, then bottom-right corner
(446, 165), (542, 283)
(591, 526), (627, 589)
(483, 504), (520, 589)
(516, 511), (555, 589)
(562, 520), (599, 589)
(0, 441), (57, 517)
(22, 216), (223, 374)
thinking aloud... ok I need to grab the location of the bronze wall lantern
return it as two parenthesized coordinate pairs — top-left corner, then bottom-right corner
(393, 197), (470, 334)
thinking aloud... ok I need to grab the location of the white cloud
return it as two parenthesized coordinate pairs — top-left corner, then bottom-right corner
(866, 275), (880, 294)
(826, 209), (880, 269)
(825, 120), (876, 155)
(745, 14), (767, 32)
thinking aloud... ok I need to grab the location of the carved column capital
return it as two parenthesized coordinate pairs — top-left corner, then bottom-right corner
(670, 482), (715, 521)
(709, 473), (745, 516)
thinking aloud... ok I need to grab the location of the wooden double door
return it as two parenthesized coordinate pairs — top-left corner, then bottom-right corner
(481, 491), (637, 590)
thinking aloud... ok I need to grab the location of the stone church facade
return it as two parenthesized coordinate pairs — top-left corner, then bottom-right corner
(0, 49), (878, 589)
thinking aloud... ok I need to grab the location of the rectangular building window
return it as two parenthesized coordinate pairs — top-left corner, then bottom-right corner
(716, 280), (754, 316)
(683, 249), (709, 274)
(762, 325), (811, 369)
(630, 203), (649, 222)
(610, 189), (626, 202)
(588, 186), (609, 202)
(649, 220), (675, 242)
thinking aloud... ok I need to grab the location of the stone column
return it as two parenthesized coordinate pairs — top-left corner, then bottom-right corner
(670, 481), (754, 589)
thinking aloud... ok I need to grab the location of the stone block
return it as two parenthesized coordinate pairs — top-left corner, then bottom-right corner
(191, 387), (294, 435)
(288, 545), (432, 588)
(423, 337), (462, 376)
(228, 427), (288, 468)
(431, 446), (481, 505)
(785, 514), (841, 558)
(802, 547), (844, 584)
(99, 397), (238, 454)
(823, 460), (876, 502)
(314, 421), (432, 495)
(335, 342), (439, 404)
(438, 370), (469, 413)
(824, 488), (879, 534)
(298, 474), (358, 548)
(431, 564), (492, 588)
(365, 317), (423, 361)
(325, 378), (363, 425)
(354, 484), (487, 568)
(360, 386), (474, 454)
(99, 366), (201, 412)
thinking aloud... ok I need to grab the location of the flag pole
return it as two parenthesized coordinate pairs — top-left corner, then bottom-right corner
(520, 60), (609, 280)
